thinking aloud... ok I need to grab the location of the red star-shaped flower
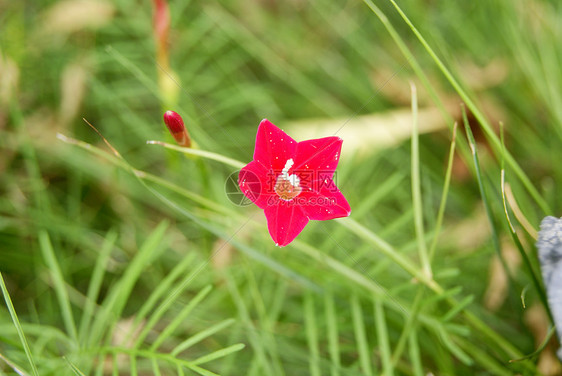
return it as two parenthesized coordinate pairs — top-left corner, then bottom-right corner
(238, 119), (351, 246)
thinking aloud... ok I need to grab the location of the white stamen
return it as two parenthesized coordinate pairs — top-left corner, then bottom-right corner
(275, 158), (302, 201)
(281, 158), (294, 176)
(280, 159), (299, 186)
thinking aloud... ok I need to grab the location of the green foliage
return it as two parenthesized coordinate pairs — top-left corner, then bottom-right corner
(2, 0), (562, 374)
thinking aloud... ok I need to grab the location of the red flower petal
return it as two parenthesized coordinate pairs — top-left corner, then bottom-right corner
(253, 119), (297, 171)
(294, 137), (342, 176)
(238, 161), (275, 209)
(299, 184), (351, 221)
(264, 201), (310, 247)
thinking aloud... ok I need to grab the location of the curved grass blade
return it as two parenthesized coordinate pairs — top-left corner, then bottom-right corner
(499, 125), (551, 322)
(0, 275), (39, 376)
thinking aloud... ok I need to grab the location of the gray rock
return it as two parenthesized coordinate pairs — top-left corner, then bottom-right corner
(537, 216), (562, 361)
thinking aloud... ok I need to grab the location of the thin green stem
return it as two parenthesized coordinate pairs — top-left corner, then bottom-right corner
(428, 123), (457, 261)
(146, 141), (245, 169)
(410, 82), (431, 279)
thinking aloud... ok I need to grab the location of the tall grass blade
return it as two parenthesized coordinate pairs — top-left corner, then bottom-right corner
(324, 292), (341, 376)
(38, 230), (79, 344)
(499, 126), (551, 321)
(225, 273), (274, 375)
(304, 292), (321, 376)
(78, 229), (118, 345)
(461, 107), (509, 278)
(408, 331), (423, 376)
(350, 294), (373, 376)
(88, 221), (169, 347)
(0, 274), (39, 376)
(374, 298), (392, 376)
(428, 123), (457, 261)
(409, 82), (431, 279)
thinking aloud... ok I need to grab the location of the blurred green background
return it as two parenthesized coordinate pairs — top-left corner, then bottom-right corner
(1, 0), (562, 375)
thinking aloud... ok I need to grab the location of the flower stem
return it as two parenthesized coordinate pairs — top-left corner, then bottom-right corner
(146, 140), (245, 169)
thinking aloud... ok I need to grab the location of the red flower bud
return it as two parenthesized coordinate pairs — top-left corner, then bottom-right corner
(163, 110), (191, 147)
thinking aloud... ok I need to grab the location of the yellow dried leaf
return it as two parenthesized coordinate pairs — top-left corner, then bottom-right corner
(285, 105), (449, 156)
(42, 0), (115, 35)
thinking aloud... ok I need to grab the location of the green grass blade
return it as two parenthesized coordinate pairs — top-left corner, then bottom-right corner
(350, 294), (373, 376)
(391, 287), (424, 367)
(126, 251), (197, 345)
(410, 82), (431, 279)
(441, 295), (474, 322)
(131, 257), (202, 348)
(455, 339), (512, 376)
(435, 325), (472, 365)
(408, 330), (423, 376)
(171, 318), (236, 356)
(499, 127), (551, 322)
(241, 263), (285, 376)
(148, 284), (213, 351)
(461, 107), (510, 277)
(0, 273), (39, 376)
(190, 343), (246, 366)
(225, 273), (274, 375)
(324, 292), (340, 376)
(146, 141), (245, 169)
(64, 357), (87, 376)
(428, 123), (457, 261)
(38, 230), (78, 344)
(374, 298), (392, 376)
(88, 220), (169, 347)
(78, 229), (118, 346)
(304, 292), (321, 376)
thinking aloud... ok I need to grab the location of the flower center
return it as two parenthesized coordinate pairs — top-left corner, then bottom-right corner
(274, 159), (302, 201)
